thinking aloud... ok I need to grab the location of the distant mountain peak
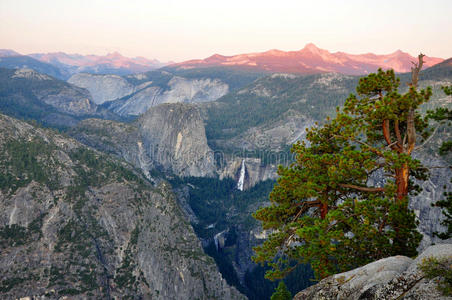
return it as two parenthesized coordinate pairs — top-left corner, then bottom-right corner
(207, 53), (227, 60)
(303, 42), (320, 51)
(106, 51), (124, 58)
(0, 49), (21, 57)
(264, 49), (286, 56)
(27, 51), (169, 76)
(171, 45), (444, 75)
(390, 49), (407, 56)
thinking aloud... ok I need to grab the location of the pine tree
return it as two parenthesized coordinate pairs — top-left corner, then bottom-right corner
(271, 281), (292, 300)
(253, 55), (431, 280)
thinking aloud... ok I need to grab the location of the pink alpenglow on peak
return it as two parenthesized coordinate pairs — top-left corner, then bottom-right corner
(171, 43), (445, 75)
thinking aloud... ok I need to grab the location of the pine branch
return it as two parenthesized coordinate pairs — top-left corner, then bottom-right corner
(414, 125), (439, 150)
(339, 184), (385, 193)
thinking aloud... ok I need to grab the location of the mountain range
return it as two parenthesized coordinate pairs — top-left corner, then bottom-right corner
(29, 51), (167, 74)
(1, 44), (447, 78)
(0, 50), (168, 78)
(170, 43), (445, 75)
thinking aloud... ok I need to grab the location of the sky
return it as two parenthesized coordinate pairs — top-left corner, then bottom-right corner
(1, 0), (451, 62)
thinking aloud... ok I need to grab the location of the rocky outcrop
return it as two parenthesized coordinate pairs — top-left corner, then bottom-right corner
(0, 113), (243, 299)
(294, 244), (452, 300)
(107, 85), (162, 116)
(138, 103), (217, 177)
(68, 73), (136, 104)
(69, 72), (229, 115)
(219, 157), (278, 190)
(4, 68), (97, 116)
(33, 82), (96, 116)
(411, 154), (452, 250)
(104, 76), (229, 116)
(164, 76), (229, 103)
(71, 103), (217, 178)
(68, 118), (150, 176)
(214, 111), (315, 152)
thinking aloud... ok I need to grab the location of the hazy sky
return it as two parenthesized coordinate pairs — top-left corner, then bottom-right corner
(1, 0), (451, 62)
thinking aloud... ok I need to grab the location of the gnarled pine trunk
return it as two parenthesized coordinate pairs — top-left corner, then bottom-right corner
(392, 53), (424, 202)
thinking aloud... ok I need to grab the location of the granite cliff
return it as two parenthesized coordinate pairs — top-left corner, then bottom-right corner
(71, 103), (217, 178)
(68, 73), (137, 105)
(137, 103), (217, 177)
(0, 113), (243, 299)
(68, 72), (229, 116)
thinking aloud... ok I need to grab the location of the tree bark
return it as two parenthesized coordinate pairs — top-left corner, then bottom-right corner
(394, 120), (403, 151)
(320, 201), (328, 219)
(395, 163), (409, 201)
(383, 119), (392, 146)
(395, 53), (424, 201)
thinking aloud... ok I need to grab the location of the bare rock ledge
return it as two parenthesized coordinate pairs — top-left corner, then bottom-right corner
(295, 244), (452, 300)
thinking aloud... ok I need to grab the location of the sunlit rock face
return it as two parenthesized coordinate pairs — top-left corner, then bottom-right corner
(410, 154), (452, 250)
(137, 103), (217, 177)
(68, 72), (229, 116)
(71, 103), (217, 178)
(294, 244), (452, 300)
(108, 76), (229, 116)
(68, 73), (136, 104)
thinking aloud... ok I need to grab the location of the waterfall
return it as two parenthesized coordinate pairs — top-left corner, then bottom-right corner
(214, 230), (226, 251)
(214, 232), (220, 251)
(237, 159), (246, 191)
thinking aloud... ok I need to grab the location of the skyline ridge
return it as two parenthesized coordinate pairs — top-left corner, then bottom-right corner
(1, 42), (447, 66)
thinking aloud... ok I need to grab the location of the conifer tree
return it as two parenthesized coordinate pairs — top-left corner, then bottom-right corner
(253, 54), (430, 280)
(271, 281), (292, 300)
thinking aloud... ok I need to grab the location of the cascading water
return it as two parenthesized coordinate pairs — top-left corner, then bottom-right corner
(214, 230), (227, 251)
(237, 159), (246, 191)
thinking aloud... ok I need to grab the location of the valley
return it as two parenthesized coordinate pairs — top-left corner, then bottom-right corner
(0, 48), (451, 299)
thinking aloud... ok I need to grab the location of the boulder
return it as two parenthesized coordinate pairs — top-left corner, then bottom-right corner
(295, 244), (452, 300)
